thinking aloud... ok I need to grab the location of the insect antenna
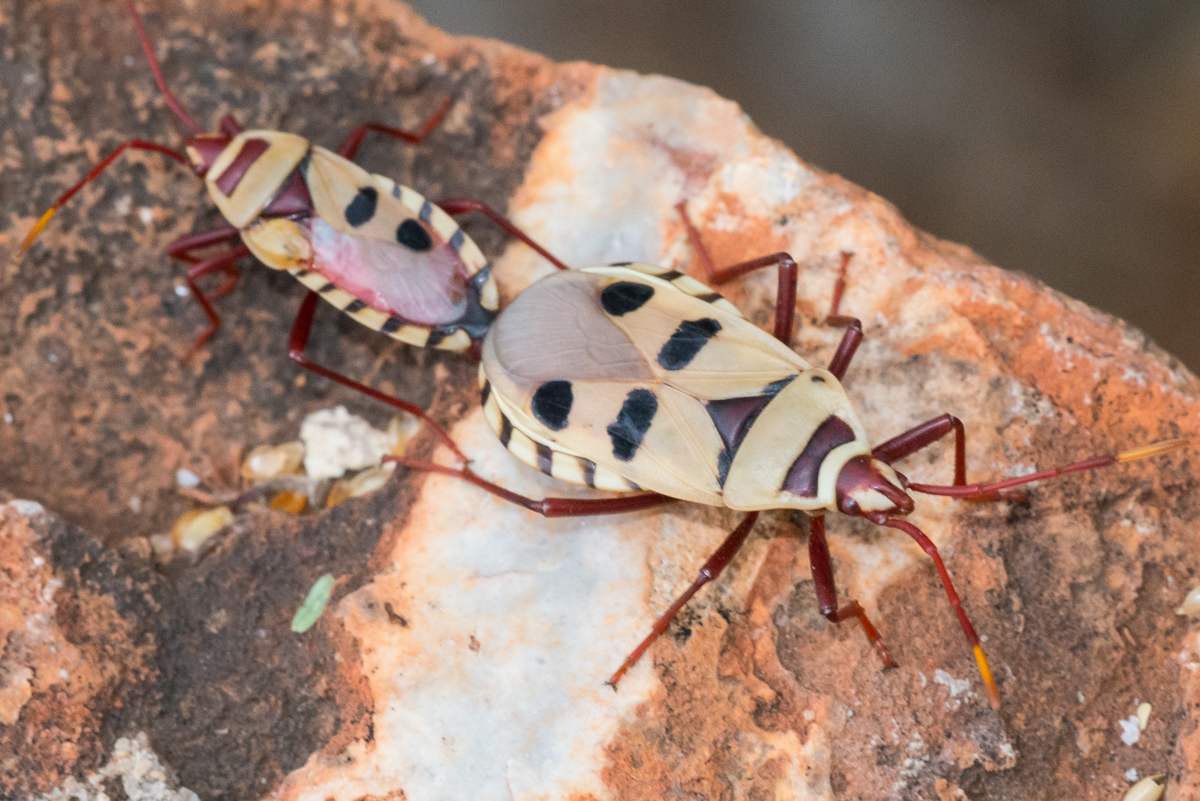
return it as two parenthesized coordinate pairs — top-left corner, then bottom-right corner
(907, 437), (1189, 499)
(20, 0), (205, 253)
(123, 0), (205, 135)
(20, 140), (189, 252)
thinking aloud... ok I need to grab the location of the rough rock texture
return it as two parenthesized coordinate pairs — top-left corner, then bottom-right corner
(3, 1), (1200, 799)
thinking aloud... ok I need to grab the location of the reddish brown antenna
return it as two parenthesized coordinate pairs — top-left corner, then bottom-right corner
(123, 0), (205, 134)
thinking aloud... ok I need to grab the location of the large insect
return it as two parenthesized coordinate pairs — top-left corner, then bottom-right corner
(396, 208), (1188, 708)
(20, 0), (566, 459)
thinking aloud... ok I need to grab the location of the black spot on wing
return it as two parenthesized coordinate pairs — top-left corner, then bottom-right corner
(600, 281), (655, 316)
(344, 299), (366, 313)
(381, 316), (403, 333)
(396, 219), (433, 251)
(607, 389), (658, 461)
(657, 318), (721, 370)
(782, 416), (857, 498)
(531, 381), (573, 431)
(345, 187), (378, 227)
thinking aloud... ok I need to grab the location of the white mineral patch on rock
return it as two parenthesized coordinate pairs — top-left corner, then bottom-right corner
(300, 406), (395, 480)
(37, 732), (198, 801)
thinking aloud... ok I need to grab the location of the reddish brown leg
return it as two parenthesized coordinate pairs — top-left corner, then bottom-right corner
(169, 227), (243, 301)
(907, 436), (1190, 500)
(678, 204), (864, 380)
(435, 198), (570, 272)
(676, 202), (798, 345)
(287, 292), (472, 463)
(874, 414), (967, 485)
(386, 456), (675, 517)
(606, 512), (760, 689)
(873, 414), (1025, 502)
(808, 515), (896, 666)
(881, 517), (1000, 709)
(167, 226), (240, 264)
(182, 245), (250, 361)
(337, 95), (455, 159)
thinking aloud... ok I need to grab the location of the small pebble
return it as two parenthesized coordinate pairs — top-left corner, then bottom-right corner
(326, 463), (395, 508)
(175, 468), (201, 488)
(171, 507), (233, 551)
(269, 490), (307, 514)
(1124, 775), (1165, 801)
(242, 441), (305, 483)
(1177, 584), (1200, 615)
(174, 284), (190, 297)
(1138, 702), (1151, 730)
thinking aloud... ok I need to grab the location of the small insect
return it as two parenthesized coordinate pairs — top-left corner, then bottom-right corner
(395, 206), (1188, 707)
(20, 0), (566, 460)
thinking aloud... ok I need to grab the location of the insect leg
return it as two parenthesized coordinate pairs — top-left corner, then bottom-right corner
(287, 292), (471, 464)
(607, 512), (760, 689)
(881, 517), (1000, 709)
(874, 414), (968, 486)
(169, 226), (243, 301)
(385, 457), (675, 517)
(183, 245), (251, 361)
(434, 198), (570, 272)
(807, 515), (896, 667)
(167, 226), (240, 263)
(336, 95), (456, 160)
(675, 202), (800, 344)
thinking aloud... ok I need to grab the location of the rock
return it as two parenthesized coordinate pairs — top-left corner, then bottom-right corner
(2, 0), (1199, 799)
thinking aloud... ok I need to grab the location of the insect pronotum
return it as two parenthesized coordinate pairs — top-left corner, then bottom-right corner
(391, 204), (1189, 708)
(20, 0), (568, 462)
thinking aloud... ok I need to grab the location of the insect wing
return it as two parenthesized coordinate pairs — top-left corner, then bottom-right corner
(483, 266), (817, 505)
(302, 147), (477, 328)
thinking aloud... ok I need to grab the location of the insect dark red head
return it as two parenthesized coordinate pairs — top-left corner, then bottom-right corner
(834, 455), (914, 520)
(182, 134), (233, 177)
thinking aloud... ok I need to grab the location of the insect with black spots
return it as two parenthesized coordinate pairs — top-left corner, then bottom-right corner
(20, 0), (567, 460)
(395, 205), (1189, 708)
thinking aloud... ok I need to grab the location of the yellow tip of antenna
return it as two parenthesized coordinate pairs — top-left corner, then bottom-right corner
(1118, 437), (1191, 463)
(974, 644), (1001, 710)
(20, 208), (57, 253)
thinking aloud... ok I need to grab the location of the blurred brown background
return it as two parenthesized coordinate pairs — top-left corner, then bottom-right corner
(409, 0), (1200, 370)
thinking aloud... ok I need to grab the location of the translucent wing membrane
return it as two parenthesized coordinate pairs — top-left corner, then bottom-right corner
(309, 218), (470, 326)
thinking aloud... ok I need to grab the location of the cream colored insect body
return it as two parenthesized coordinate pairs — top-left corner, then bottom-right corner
(22, 0), (566, 459)
(399, 243), (1187, 708)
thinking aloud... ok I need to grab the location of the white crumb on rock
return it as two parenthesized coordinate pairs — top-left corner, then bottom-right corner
(1119, 715), (1141, 745)
(300, 406), (396, 480)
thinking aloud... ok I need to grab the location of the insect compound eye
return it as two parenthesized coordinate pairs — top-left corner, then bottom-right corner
(396, 218), (434, 251)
